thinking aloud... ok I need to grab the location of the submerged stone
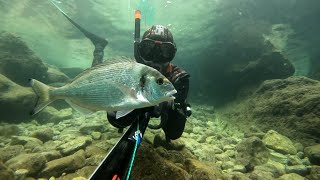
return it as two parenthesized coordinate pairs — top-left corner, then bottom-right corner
(38, 150), (86, 178)
(304, 144), (320, 165)
(278, 173), (304, 180)
(263, 130), (297, 155)
(4, 153), (47, 176)
(236, 137), (270, 171)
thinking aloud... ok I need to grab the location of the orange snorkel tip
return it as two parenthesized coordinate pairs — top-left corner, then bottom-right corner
(135, 10), (141, 19)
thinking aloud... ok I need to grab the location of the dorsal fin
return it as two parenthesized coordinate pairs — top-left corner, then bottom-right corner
(71, 57), (136, 81)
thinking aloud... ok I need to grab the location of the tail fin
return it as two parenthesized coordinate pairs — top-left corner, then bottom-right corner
(29, 79), (56, 115)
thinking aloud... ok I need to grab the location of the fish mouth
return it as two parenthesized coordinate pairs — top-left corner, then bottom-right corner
(165, 89), (177, 99)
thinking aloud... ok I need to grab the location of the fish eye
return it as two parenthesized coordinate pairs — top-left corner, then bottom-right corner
(156, 78), (164, 85)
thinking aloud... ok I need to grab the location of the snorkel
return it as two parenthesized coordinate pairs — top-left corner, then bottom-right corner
(134, 10), (143, 63)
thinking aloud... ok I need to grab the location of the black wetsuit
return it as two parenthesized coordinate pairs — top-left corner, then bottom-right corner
(107, 63), (191, 141)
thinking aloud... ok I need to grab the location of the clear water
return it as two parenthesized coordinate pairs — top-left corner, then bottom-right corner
(1, 0), (320, 179)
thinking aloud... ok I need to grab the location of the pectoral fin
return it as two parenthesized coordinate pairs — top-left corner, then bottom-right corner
(65, 99), (93, 114)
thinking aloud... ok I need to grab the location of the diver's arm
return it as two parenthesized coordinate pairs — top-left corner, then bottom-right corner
(161, 71), (191, 141)
(171, 68), (191, 116)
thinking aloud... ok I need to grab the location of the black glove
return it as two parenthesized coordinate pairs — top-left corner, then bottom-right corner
(170, 102), (192, 118)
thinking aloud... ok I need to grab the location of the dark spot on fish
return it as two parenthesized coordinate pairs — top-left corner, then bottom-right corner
(140, 74), (146, 88)
(156, 78), (164, 85)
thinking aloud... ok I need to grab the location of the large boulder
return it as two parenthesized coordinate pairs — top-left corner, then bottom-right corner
(132, 142), (191, 179)
(252, 77), (320, 145)
(262, 130), (297, 155)
(0, 31), (48, 86)
(222, 76), (320, 146)
(234, 51), (295, 85)
(0, 74), (36, 122)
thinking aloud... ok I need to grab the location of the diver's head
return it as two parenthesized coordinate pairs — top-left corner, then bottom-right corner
(138, 25), (177, 70)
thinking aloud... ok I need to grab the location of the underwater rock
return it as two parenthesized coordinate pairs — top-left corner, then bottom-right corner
(40, 150), (62, 162)
(0, 31), (48, 86)
(185, 158), (224, 180)
(254, 77), (320, 145)
(269, 151), (288, 164)
(84, 145), (107, 158)
(304, 144), (320, 165)
(38, 149), (86, 178)
(79, 124), (106, 135)
(263, 130), (297, 155)
(192, 145), (217, 161)
(31, 128), (54, 142)
(235, 137), (270, 171)
(4, 153), (47, 176)
(224, 76), (320, 146)
(155, 147), (182, 163)
(306, 165), (320, 180)
(226, 172), (250, 180)
(55, 166), (96, 180)
(10, 136), (43, 146)
(254, 160), (286, 177)
(232, 164), (246, 173)
(285, 164), (311, 176)
(154, 134), (185, 150)
(57, 136), (92, 156)
(0, 145), (24, 162)
(0, 74), (36, 123)
(0, 161), (14, 180)
(236, 51), (295, 85)
(132, 142), (191, 180)
(85, 155), (105, 166)
(288, 155), (304, 166)
(278, 173), (304, 180)
(45, 64), (70, 84)
(14, 169), (29, 180)
(0, 124), (22, 137)
(221, 161), (235, 170)
(267, 160), (286, 176)
(90, 131), (101, 140)
(34, 107), (73, 124)
(42, 140), (64, 152)
(249, 169), (274, 180)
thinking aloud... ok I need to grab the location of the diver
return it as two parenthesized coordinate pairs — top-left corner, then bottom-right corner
(51, 2), (191, 178)
(107, 25), (192, 143)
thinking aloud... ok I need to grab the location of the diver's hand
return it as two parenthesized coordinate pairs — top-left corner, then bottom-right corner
(147, 102), (171, 118)
(171, 102), (192, 118)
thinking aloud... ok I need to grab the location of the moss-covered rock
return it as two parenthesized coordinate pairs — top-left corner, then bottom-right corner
(304, 144), (320, 165)
(0, 31), (48, 86)
(235, 137), (270, 171)
(0, 74), (36, 122)
(263, 130), (297, 155)
(220, 76), (320, 146)
(132, 142), (191, 180)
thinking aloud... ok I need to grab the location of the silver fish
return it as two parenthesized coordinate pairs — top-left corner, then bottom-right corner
(29, 59), (177, 116)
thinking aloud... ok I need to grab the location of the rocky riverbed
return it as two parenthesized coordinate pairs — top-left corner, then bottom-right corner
(0, 104), (319, 180)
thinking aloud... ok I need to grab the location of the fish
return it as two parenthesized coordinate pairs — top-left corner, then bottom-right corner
(29, 58), (177, 117)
